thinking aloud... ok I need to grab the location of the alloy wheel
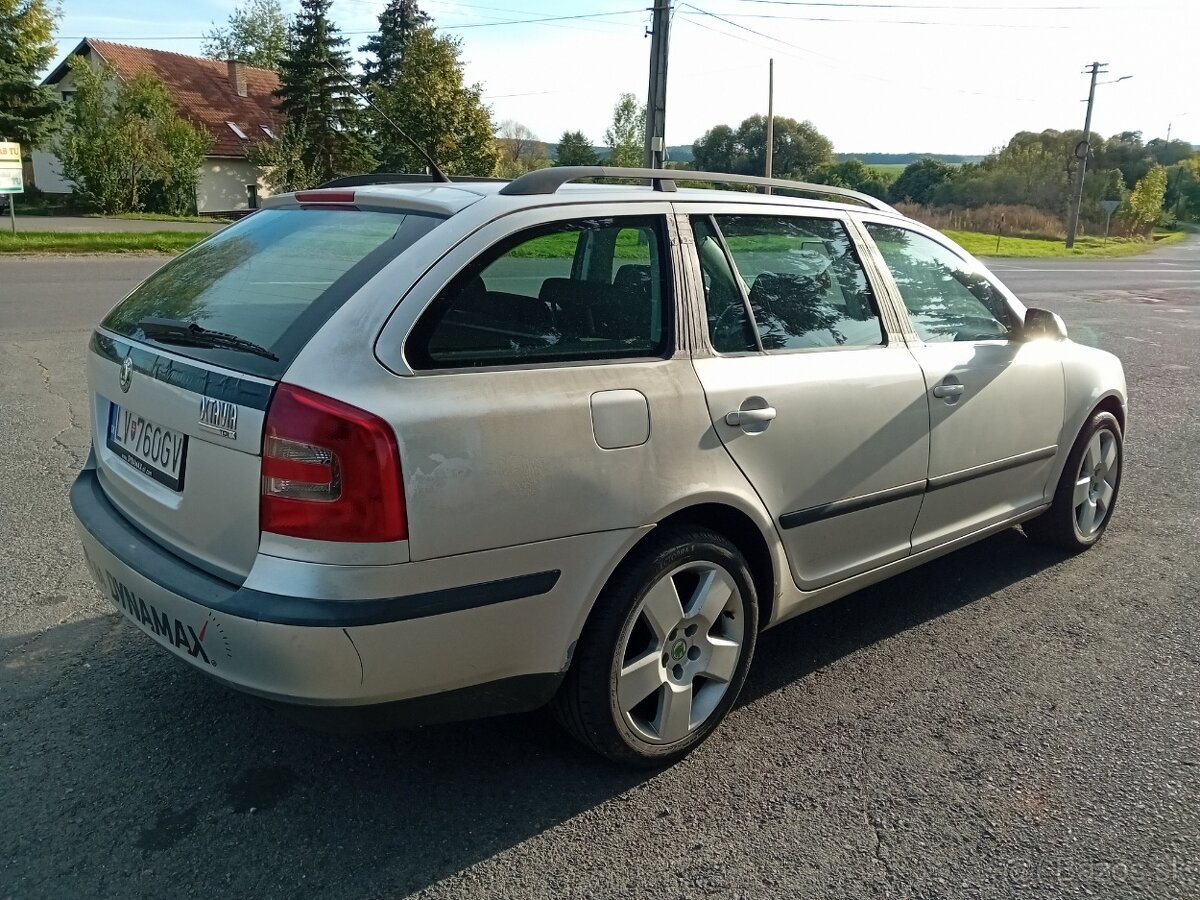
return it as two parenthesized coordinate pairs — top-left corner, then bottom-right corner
(1073, 427), (1119, 537)
(615, 561), (746, 745)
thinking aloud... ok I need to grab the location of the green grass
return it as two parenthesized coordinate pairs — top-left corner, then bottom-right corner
(947, 228), (1188, 259)
(0, 231), (209, 254)
(508, 230), (652, 260)
(867, 163), (906, 177)
(85, 211), (229, 224)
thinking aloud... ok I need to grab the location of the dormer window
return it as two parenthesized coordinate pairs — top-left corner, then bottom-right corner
(259, 125), (276, 139)
(226, 122), (249, 140)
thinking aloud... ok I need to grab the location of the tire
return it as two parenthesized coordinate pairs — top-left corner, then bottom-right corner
(1024, 410), (1123, 552)
(552, 526), (759, 767)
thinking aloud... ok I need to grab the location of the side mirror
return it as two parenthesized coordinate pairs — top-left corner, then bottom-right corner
(1023, 307), (1068, 341)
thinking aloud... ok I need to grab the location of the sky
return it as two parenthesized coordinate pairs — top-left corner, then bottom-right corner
(48, 0), (1197, 156)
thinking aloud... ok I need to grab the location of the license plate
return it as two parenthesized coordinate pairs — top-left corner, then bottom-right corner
(106, 403), (188, 491)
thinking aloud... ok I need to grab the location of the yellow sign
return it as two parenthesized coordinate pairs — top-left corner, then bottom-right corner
(0, 142), (20, 163)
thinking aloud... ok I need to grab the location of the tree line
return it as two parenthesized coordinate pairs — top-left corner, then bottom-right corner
(683, 114), (1198, 235)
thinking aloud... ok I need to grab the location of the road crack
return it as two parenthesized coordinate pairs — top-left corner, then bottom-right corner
(28, 348), (88, 472)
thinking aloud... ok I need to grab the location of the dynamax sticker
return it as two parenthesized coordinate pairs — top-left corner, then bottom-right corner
(83, 550), (230, 667)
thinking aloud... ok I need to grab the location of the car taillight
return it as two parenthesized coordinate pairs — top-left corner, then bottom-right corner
(260, 383), (407, 542)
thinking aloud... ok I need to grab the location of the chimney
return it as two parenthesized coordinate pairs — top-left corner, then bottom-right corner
(227, 59), (247, 98)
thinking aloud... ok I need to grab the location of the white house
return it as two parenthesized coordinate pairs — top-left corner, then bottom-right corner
(33, 39), (283, 214)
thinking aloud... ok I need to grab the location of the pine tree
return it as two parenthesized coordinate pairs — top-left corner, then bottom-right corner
(360, 0), (429, 87)
(0, 0), (61, 149)
(275, 0), (373, 183)
(555, 130), (598, 167)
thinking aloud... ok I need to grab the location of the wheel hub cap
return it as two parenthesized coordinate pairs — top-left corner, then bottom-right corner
(614, 562), (746, 746)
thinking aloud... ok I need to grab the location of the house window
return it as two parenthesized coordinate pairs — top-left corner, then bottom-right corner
(226, 122), (249, 140)
(60, 90), (76, 102)
(260, 125), (276, 139)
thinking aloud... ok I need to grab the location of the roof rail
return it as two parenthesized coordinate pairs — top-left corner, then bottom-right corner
(498, 166), (896, 213)
(317, 172), (508, 189)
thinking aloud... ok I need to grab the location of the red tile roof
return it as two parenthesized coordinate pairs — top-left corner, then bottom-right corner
(54, 39), (283, 158)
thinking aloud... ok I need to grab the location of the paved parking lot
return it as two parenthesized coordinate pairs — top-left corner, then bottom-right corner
(1, 242), (1197, 899)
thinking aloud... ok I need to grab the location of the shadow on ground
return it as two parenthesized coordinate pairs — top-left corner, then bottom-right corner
(0, 528), (1065, 899)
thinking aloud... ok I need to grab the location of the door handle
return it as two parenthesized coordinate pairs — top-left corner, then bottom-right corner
(726, 407), (777, 426)
(932, 383), (965, 399)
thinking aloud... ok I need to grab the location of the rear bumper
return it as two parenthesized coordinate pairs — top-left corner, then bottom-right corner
(70, 463), (629, 722)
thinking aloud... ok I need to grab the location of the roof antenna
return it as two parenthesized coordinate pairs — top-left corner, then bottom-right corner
(323, 61), (451, 184)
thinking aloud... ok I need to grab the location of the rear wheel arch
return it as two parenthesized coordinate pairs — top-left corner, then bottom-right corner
(656, 504), (777, 632)
(585, 503), (778, 637)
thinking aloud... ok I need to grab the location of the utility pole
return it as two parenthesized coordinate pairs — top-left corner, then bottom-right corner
(765, 58), (775, 194)
(1065, 61), (1106, 249)
(643, 0), (672, 169)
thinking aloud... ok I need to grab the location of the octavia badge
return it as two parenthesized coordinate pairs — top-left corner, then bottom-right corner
(119, 355), (133, 393)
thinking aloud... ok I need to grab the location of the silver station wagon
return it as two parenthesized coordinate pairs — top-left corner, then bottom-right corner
(72, 167), (1126, 766)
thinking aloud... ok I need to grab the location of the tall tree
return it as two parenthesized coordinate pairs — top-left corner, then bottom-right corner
(604, 93), (645, 168)
(888, 157), (956, 205)
(0, 0), (60, 149)
(369, 26), (498, 176)
(275, 0), (374, 183)
(202, 0), (290, 71)
(692, 115), (833, 178)
(555, 130), (598, 167)
(56, 59), (212, 214)
(360, 0), (429, 87)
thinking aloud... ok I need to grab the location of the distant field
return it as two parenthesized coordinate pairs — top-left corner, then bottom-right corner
(866, 163), (906, 177)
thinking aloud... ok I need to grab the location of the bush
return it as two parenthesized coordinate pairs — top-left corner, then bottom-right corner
(895, 202), (1067, 240)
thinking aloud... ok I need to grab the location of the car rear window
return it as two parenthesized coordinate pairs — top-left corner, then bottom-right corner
(102, 208), (444, 378)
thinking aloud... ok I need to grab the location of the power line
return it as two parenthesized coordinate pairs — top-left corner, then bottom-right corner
(732, 0), (1099, 8)
(678, 4), (1041, 101)
(680, 9), (1071, 27)
(53, 7), (648, 43)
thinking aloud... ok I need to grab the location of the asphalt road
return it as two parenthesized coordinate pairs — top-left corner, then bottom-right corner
(1, 239), (1198, 900)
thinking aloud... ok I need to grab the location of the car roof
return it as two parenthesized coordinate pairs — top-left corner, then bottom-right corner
(262, 170), (902, 223)
(265, 180), (906, 221)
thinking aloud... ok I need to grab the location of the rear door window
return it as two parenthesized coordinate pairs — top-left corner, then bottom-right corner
(712, 214), (884, 351)
(102, 208), (443, 378)
(407, 216), (671, 369)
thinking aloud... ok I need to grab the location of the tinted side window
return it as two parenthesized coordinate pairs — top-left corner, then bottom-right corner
(714, 214), (883, 351)
(408, 216), (670, 369)
(865, 223), (1015, 342)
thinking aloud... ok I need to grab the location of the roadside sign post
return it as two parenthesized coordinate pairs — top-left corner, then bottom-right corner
(0, 141), (22, 234)
(1101, 199), (1121, 247)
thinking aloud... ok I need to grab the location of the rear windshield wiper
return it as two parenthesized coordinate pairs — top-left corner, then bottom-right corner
(137, 317), (279, 361)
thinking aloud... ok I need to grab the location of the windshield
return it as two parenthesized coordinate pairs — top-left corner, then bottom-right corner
(102, 208), (444, 379)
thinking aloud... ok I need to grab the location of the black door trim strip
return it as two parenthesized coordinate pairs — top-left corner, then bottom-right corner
(779, 480), (926, 530)
(926, 445), (1058, 492)
(779, 445), (1059, 529)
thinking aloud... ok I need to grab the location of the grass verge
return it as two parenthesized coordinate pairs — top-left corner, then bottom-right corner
(85, 212), (231, 224)
(0, 231), (209, 254)
(951, 229), (1188, 259)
